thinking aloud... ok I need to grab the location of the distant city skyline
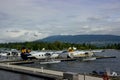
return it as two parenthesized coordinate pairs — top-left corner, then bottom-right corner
(0, 0), (120, 43)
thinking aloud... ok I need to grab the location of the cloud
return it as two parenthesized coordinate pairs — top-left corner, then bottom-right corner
(0, 29), (49, 43)
(0, 0), (120, 43)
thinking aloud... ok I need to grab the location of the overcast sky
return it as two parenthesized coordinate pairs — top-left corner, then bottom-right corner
(0, 0), (120, 43)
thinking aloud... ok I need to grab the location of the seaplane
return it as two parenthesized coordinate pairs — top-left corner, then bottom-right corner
(59, 47), (94, 58)
(26, 47), (103, 61)
(58, 47), (104, 61)
(0, 49), (20, 57)
(27, 51), (59, 60)
(26, 50), (61, 64)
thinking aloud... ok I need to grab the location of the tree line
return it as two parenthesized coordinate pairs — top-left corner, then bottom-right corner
(0, 41), (120, 50)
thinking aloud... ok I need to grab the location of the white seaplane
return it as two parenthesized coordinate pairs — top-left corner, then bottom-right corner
(58, 47), (94, 58)
(28, 51), (59, 59)
(27, 50), (61, 64)
(27, 47), (103, 60)
(0, 49), (20, 57)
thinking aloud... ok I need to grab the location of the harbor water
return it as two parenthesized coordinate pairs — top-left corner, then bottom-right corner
(0, 49), (120, 80)
(22, 49), (120, 74)
(0, 70), (45, 80)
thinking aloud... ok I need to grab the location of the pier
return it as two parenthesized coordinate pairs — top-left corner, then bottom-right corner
(0, 63), (63, 80)
(0, 60), (103, 80)
(0, 56), (116, 80)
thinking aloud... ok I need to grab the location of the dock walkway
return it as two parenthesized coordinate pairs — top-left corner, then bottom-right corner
(0, 63), (63, 80)
(0, 62), (103, 80)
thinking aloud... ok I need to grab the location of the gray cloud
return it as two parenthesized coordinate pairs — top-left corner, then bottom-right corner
(0, 0), (120, 43)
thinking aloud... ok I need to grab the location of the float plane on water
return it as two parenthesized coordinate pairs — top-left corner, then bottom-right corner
(27, 51), (59, 59)
(27, 47), (103, 60)
(0, 49), (20, 57)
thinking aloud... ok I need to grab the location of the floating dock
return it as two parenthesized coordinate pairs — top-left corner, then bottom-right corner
(0, 56), (116, 80)
(0, 63), (63, 80)
(96, 56), (116, 59)
(0, 56), (116, 65)
(0, 61), (103, 80)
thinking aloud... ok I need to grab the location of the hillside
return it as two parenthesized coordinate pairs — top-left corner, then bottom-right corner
(36, 35), (120, 44)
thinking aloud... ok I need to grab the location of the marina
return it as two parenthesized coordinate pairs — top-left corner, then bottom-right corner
(1, 0), (120, 80)
(0, 49), (120, 80)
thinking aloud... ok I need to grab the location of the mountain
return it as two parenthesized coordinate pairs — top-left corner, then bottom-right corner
(36, 35), (120, 44)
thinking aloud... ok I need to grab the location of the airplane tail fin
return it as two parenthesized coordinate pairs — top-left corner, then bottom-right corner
(68, 47), (77, 52)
